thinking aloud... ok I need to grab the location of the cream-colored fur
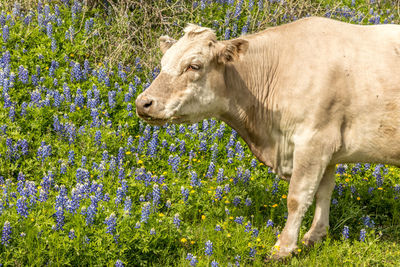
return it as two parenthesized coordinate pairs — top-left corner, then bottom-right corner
(136, 17), (400, 258)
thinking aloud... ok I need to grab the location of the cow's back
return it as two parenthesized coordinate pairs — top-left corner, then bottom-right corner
(247, 17), (400, 167)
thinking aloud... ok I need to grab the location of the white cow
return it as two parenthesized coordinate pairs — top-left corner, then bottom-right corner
(136, 17), (400, 258)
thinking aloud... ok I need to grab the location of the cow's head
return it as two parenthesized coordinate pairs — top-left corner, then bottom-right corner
(135, 24), (248, 125)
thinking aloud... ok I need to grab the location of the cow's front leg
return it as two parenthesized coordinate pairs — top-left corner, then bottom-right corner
(272, 146), (333, 259)
(302, 165), (336, 246)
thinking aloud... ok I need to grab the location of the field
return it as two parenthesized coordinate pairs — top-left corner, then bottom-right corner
(1, 0), (400, 266)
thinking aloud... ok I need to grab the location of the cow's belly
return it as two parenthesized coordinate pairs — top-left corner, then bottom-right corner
(333, 112), (400, 167)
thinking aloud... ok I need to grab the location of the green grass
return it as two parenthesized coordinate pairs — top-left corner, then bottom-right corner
(0, 0), (400, 266)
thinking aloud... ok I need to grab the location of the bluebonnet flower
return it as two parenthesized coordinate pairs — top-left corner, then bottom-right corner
(115, 260), (124, 267)
(124, 196), (132, 215)
(3, 25), (9, 42)
(249, 247), (256, 258)
(18, 66), (29, 84)
(215, 186), (223, 200)
(359, 229), (366, 242)
(199, 140), (207, 151)
(38, 188), (47, 202)
(63, 83), (71, 102)
(235, 255), (241, 266)
(84, 196), (99, 225)
(235, 141), (244, 160)
(181, 186), (189, 203)
(166, 200), (172, 208)
(141, 202), (151, 223)
(147, 131), (159, 156)
(362, 215), (375, 228)
(71, 62), (83, 82)
(245, 198), (252, 206)
(186, 253), (194, 261)
(16, 196), (28, 218)
(2, 221), (11, 246)
(179, 140), (186, 155)
(173, 213), (181, 229)
(51, 38), (57, 52)
(68, 150), (75, 165)
(266, 219), (274, 227)
(9, 106), (15, 122)
(342, 225), (350, 239)
(118, 167), (125, 181)
(368, 187), (374, 194)
(152, 184), (161, 209)
(216, 168), (224, 183)
(332, 198), (338, 205)
(94, 130), (102, 145)
(169, 143), (176, 152)
(250, 159), (257, 169)
(74, 88), (85, 108)
(115, 187), (125, 207)
(190, 171), (201, 187)
(69, 229), (76, 240)
(234, 216), (244, 225)
(104, 213), (117, 235)
(134, 222), (141, 229)
(205, 240), (213, 256)
(206, 161), (216, 178)
(211, 260), (219, 267)
(46, 22), (53, 38)
(233, 196), (241, 206)
(150, 228), (156, 235)
(135, 57), (142, 72)
(190, 256), (198, 266)
(336, 164), (346, 175)
(108, 91), (116, 108)
(224, 28), (231, 40)
(168, 155), (180, 173)
(55, 207), (64, 230)
(272, 177), (279, 195)
(241, 17), (250, 35)
(252, 228), (259, 237)
(245, 221), (252, 232)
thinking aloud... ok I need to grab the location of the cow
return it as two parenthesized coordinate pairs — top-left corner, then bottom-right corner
(135, 16), (400, 258)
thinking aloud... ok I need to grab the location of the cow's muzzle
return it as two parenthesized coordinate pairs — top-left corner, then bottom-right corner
(135, 94), (169, 125)
(135, 94), (154, 118)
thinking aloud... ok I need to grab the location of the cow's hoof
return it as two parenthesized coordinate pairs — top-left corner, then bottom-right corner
(301, 237), (315, 247)
(270, 245), (295, 260)
(301, 232), (324, 247)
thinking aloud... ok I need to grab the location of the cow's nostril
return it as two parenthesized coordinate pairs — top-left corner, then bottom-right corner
(143, 100), (153, 109)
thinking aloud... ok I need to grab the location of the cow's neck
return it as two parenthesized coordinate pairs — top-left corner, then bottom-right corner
(218, 52), (282, 174)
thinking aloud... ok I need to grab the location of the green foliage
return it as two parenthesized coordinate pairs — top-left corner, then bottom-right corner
(0, 0), (400, 266)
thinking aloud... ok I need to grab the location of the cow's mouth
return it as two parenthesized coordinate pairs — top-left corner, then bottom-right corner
(139, 115), (168, 126)
(138, 113), (190, 126)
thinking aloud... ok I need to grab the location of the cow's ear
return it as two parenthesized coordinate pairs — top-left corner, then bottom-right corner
(218, 39), (249, 64)
(159, 35), (176, 54)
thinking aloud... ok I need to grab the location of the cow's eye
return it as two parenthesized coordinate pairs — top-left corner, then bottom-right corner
(186, 64), (200, 72)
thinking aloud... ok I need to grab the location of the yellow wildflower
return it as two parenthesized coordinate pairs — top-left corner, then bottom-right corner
(180, 238), (187, 243)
